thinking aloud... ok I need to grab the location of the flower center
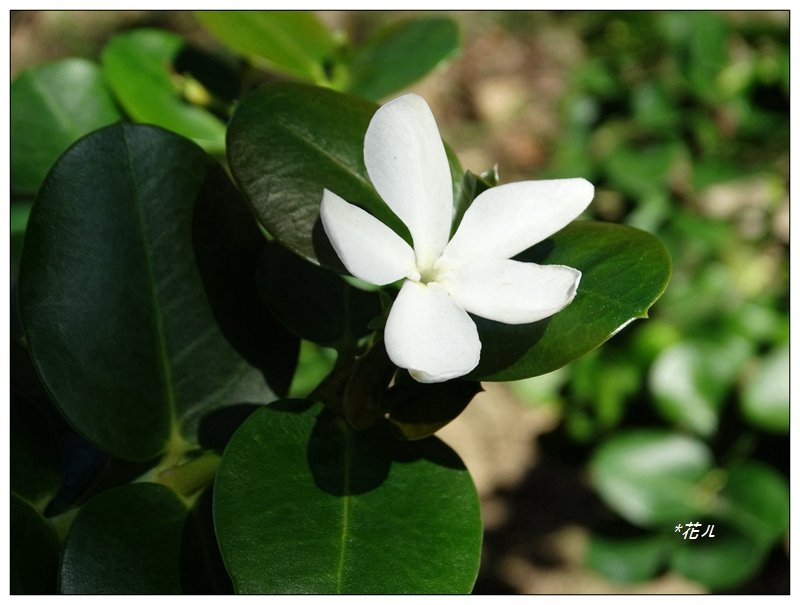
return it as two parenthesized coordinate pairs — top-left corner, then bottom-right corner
(417, 263), (439, 285)
(409, 256), (451, 285)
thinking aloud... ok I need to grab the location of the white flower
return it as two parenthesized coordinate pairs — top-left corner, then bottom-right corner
(320, 93), (594, 383)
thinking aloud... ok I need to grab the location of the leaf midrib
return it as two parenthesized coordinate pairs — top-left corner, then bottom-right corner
(335, 426), (352, 594)
(121, 127), (180, 444)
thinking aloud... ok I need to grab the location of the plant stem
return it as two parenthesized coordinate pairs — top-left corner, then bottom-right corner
(157, 451), (221, 500)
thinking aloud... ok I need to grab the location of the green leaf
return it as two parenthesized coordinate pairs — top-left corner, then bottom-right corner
(214, 402), (482, 594)
(470, 221), (672, 381)
(386, 376), (482, 440)
(587, 533), (670, 584)
(10, 58), (121, 196)
(685, 12), (729, 102)
(649, 336), (751, 436)
(180, 487), (234, 594)
(257, 242), (380, 347)
(101, 29), (226, 152)
(740, 343), (789, 433)
(717, 461), (789, 546)
(589, 429), (714, 528)
(60, 483), (188, 594)
(10, 494), (60, 594)
(227, 82), (463, 268)
(452, 169), (494, 238)
(670, 524), (768, 591)
(604, 143), (684, 200)
(227, 82), (402, 267)
(11, 394), (63, 512)
(345, 17), (460, 101)
(195, 11), (335, 83)
(19, 123), (288, 460)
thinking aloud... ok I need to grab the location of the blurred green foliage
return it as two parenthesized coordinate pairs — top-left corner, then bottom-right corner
(511, 11), (788, 591)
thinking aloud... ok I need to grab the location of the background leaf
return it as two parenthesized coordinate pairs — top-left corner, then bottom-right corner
(589, 429), (714, 527)
(586, 533), (670, 584)
(739, 343), (789, 433)
(345, 17), (460, 101)
(649, 335), (752, 436)
(670, 525), (767, 591)
(59, 483), (188, 594)
(471, 221), (672, 381)
(214, 402), (482, 594)
(10, 58), (122, 197)
(102, 29), (226, 152)
(717, 461), (789, 546)
(19, 123), (290, 461)
(196, 11), (336, 83)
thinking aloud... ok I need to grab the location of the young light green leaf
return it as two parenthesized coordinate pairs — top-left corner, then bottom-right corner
(345, 17), (460, 101)
(102, 29), (226, 152)
(195, 11), (336, 83)
(11, 58), (121, 196)
(214, 402), (482, 594)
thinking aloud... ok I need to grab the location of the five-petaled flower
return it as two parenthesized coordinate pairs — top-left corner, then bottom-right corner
(321, 93), (594, 383)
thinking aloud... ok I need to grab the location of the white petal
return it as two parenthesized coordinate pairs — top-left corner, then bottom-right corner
(320, 189), (417, 286)
(364, 93), (453, 269)
(384, 281), (480, 383)
(441, 178), (594, 265)
(439, 258), (581, 324)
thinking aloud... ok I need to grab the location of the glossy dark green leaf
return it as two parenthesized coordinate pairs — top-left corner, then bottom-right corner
(10, 495), (60, 594)
(471, 221), (672, 381)
(190, 165), (300, 400)
(19, 123), (287, 460)
(386, 376), (482, 440)
(345, 17), (460, 101)
(740, 343), (789, 433)
(649, 335), (752, 436)
(180, 487), (234, 594)
(717, 461), (789, 546)
(452, 169), (494, 238)
(587, 533), (670, 584)
(214, 402), (482, 594)
(228, 83), (400, 267)
(670, 525), (768, 591)
(257, 242), (381, 347)
(10, 58), (121, 196)
(60, 483), (187, 594)
(102, 29), (226, 152)
(227, 82), (464, 267)
(195, 11), (335, 82)
(342, 340), (396, 430)
(589, 429), (714, 528)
